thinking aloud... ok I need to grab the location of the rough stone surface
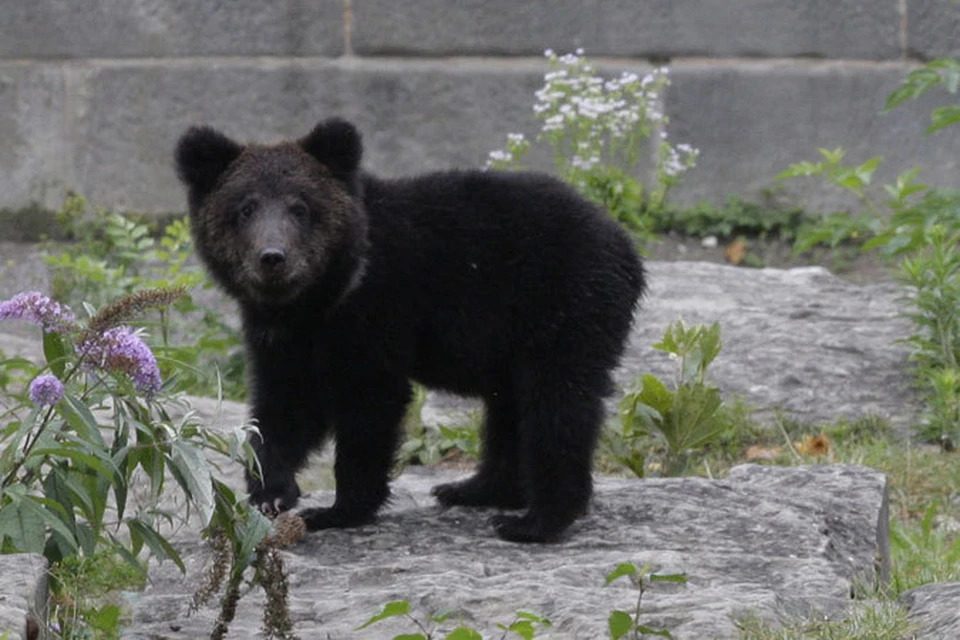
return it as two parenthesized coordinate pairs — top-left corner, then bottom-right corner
(7, 3), (960, 216)
(0, 257), (919, 429)
(901, 582), (960, 639)
(665, 61), (960, 210)
(907, 0), (960, 61)
(0, 554), (48, 640)
(426, 261), (920, 431)
(123, 464), (889, 640)
(67, 59), (548, 214)
(11, 57), (954, 217)
(352, 0), (902, 60)
(0, 0), (343, 59)
(0, 64), (72, 211)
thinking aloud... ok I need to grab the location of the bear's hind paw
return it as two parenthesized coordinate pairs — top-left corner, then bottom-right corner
(299, 506), (377, 531)
(490, 512), (571, 544)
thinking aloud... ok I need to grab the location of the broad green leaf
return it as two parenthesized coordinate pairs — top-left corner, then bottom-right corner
(818, 148), (846, 163)
(170, 441), (215, 524)
(667, 384), (725, 451)
(42, 467), (77, 529)
(445, 628), (482, 640)
(855, 156), (884, 185)
(635, 625), (674, 637)
(605, 562), (638, 585)
(514, 611), (550, 625)
(927, 105), (960, 134)
(649, 573), (688, 584)
(637, 375), (673, 416)
(356, 600), (411, 630)
(506, 620), (535, 640)
(58, 394), (106, 446)
(393, 635), (427, 640)
(652, 323), (681, 355)
(31, 445), (116, 481)
(42, 331), (69, 378)
(21, 496), (77, 554)
(699, 325), (723, 372)
(608, 610), (634, 640)
(235, 509), (272, 575)
(111, 445), (130, 521)
(126, 519), (185, 573)
(114, 541), (148, 579)
(776, 160), (823, 180)
(0, 500), (45, 553)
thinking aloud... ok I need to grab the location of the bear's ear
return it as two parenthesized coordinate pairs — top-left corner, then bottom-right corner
(299, 118), (363, 181)
(174, 126), (244, 206)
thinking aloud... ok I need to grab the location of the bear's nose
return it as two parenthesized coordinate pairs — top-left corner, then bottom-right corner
(259, 248), (286, 268)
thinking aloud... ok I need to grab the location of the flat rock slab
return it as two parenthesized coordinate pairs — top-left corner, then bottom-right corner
(0, 257), (918, 430)
(426, 261), (919, 431)
(0, 554), (48, 640)
(127, 464), (888, 640)
(901, 581), (960, 639)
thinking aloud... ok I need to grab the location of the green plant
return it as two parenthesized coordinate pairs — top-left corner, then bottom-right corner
(49, 550), (145, 640)
(605, 562), (687, 639)
(42, 194), (245, 399)
(652, 196), (812, 242)
(398, 385), (481, 467)
(0, 288), (273, 639)
(889, 502), (960, 596)
(735, 603), (913, 640)
(612, 321), (725, 476)
(358, 600), (551, 640)
(487, 50), (698, 242)
(780, 70), (960, 442)
(885, 57), (960, 134)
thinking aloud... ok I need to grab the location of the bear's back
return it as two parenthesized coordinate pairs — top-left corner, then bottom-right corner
(331, 170), (644, 394)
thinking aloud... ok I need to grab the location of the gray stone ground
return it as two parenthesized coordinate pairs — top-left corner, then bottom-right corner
(0, 554), (47, 640)
(0, 254), (955, 638)
(128, 465), (891, 640)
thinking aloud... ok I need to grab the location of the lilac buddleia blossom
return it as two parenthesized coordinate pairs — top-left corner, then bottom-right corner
(28, 374), (65, 407)
(0, 291), (77, 333)
(80, 326), (162, 396)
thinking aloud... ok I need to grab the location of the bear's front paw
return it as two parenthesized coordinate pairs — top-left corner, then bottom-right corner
(248, 475), (301, 516)
(299, 506), (377, 531)
(491, 513), (565, 544)
(432, 475), (526, 509)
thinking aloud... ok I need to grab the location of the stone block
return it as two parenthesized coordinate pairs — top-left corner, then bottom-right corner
(70, 60), (552, 214)
(901, 582), (960, 639)
(353, 0), (901, 60)
(0, 554), (48, 640)
(127, 464), (890, 639)
(71, 60), (348, 214)
(663, 61), (960, 210)
(0, 64), (72, 215)
(907, 0), (960, 60)
(0, 0), (343, 59)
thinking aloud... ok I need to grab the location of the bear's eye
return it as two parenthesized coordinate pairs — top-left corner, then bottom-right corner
(289, 202), (309, 220)
(237, 202), (256, 221)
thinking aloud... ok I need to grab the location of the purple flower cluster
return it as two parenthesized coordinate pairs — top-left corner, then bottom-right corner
(28, 374), (65, 407)
(80, 326), (162, 396)
(0, 291), (77, 333)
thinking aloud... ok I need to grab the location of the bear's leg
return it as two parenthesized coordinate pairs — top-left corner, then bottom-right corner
(246, 389), (328, 516)
(431, 393), (526, 509)
(491, 371), (606, 543)
(300, 376), (410, 530)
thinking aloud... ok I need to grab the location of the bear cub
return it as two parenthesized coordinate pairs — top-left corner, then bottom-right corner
(175, 118), (645, 542)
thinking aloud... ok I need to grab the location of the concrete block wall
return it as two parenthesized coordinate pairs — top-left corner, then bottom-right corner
(2, 0), (960, 217)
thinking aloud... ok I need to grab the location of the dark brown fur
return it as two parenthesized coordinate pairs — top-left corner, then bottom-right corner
(176, 118), (645, 542)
